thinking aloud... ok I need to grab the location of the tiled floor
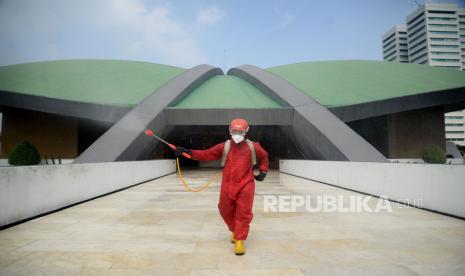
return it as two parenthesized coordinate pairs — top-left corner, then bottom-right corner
(1, 170), (465, 275)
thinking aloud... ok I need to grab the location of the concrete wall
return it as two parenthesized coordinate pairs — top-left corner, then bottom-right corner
(0, 108), (78, 159)
(388, 106), (446, 158)
(0, 159), (175, 227)
(389, 158), (464, 165)
(0, 159), (74, 167)
(347, 106), (446, 159)
(280, 160), (465, 218)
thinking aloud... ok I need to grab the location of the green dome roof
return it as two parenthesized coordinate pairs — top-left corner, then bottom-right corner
(172, 75), (283, 108)
(1, 59), (464, 109)
(267, 60), (465, 108)
(0, 60), (186, 107)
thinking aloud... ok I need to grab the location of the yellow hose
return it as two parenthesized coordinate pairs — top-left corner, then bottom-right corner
(176, 157), (221, 192)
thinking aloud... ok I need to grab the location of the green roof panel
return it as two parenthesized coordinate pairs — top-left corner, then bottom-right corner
(173, 75), (283, 108)
(267, 60), (465, 108)
(0, 60), (186, 107)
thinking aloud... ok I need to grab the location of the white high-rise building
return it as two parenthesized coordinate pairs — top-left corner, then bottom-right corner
(383, 3), (465, 146)
(406, 3), (462, 69)
(459, 9), (465, 70)
(382, 25), (409, 63)
(445, 111), (465, 146)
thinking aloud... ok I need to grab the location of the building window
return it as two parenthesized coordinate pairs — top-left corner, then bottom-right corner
(382, 33), (395, 43)
(408, 13), (424, 25)
(429, 31), (458, 35)
(446, 123), (464, 127)
(430, 37), (458, 41)
(428, 24), (458, 28)
(410, 39), (427, 51)
(411, 53), (428, 63)
(410, 45), (427, 57)
(383, 37), (396, 48)
(408, 19), (426, 34)
(431, 44), (459, 48)
(431, 58), (460, 62)
(409, 28), (426, 39)
(437, 66), (461, 69)
(447, 138), (465, 141)
(383, 44), (397, 54)
(431, 52), (459, 56)
(384, 50), (397, 60)
(428, 17), (456, 21)
(428, 10), (456, 15)
(446, 116), (465, 119)
(446, 131), (465, 134)
(410, 33), (427, 44)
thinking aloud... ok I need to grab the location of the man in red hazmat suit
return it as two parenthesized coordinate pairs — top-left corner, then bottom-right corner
(175, 118), (269, 255)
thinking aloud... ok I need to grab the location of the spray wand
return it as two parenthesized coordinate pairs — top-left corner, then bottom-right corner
(144, 129), (220, 192)
(144, 129), (192, 159)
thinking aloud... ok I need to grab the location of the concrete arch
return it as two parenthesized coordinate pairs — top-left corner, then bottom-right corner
(73, 65), (223, 163)
(228, 65), (388, 162)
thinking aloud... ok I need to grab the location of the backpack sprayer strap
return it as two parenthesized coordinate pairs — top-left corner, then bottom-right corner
(221, 140), (231, 167)
(221, 139), (256, 167)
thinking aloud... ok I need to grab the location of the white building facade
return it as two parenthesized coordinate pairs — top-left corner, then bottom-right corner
(382, 25), (409, 63)
(383, 3), (465, 146)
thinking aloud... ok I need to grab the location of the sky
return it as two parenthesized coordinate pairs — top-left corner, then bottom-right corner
(0, 0), (464, 70)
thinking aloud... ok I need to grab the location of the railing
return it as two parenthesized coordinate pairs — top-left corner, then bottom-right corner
(280, 160), (465, 218)
(0, 159), (176, 228)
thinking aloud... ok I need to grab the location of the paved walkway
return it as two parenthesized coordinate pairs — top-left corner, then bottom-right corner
(1, 170), (465, 275)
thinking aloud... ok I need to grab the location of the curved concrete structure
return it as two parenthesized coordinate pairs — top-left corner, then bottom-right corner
(73, 65), (223, 163)
(228, 65), (388, 162)
(2, 59), (464, 162)
(0, 90), (130, 123)
(329, 87), (465, 122)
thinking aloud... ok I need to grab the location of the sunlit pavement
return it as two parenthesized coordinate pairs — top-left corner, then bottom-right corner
(1, 170), (465, 275)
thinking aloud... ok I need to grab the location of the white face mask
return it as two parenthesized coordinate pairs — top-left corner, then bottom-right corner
(231, 134), (245, 144)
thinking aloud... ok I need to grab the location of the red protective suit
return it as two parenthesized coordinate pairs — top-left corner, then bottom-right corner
(191, 140), (269, 240)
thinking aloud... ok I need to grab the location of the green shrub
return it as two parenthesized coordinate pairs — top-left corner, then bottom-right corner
(421, 144), (446, 164)
(8, 141), (41, 166)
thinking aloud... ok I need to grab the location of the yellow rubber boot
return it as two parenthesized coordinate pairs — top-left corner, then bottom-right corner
(230, 232), (236, 243)
(234, 240), (245, 255)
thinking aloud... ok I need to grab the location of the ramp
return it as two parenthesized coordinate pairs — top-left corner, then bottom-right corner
(1, 171), (464, 274)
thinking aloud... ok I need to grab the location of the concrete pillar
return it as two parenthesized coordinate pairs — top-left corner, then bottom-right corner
(387, 106), (446, 158)
(347, 106), (446, 159)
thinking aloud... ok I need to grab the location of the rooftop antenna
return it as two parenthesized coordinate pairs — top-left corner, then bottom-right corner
(223, 49), (227, 73)
(411, 0), (422, 9)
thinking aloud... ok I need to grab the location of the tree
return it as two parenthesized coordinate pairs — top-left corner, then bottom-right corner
(421, 144), (446, 164)
(8, 141), (41, 166)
